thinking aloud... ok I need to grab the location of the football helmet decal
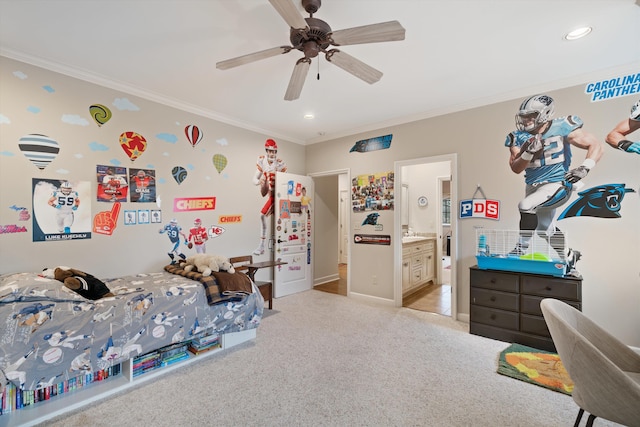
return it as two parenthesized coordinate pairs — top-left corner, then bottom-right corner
(630, 99), (640, 121)
(515, 94), (555, 132)
(60, 181), (73, 194)
(265, 138), (277, 163)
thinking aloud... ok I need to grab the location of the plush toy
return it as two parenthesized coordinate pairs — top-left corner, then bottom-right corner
(181, 253), (235, 277)
(41, 266), (114, 300)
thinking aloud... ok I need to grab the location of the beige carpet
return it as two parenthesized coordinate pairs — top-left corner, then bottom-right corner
(41, 290), (624, 427)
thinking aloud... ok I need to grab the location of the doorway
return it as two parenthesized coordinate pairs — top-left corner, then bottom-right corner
(395, 154), (457, 319)
(309, 170), (350, 297)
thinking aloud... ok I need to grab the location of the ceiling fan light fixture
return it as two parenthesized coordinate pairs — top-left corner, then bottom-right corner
(221, 0), (405, 100)
(564, 26), (592, 41)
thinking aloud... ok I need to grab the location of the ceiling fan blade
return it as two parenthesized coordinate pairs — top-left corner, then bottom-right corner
(268, 0), (308, 30)
(325, 50), (383, 84)
(330, 20), (406, 46)
(284, 58), (311, 101)
(216, 46), (292, 70)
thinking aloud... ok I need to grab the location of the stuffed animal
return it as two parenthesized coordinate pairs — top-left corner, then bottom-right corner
(181, 254), (235, 277)
(41, 267), (114, 300)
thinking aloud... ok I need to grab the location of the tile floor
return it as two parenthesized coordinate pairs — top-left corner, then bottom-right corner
(403, 256), (451, 316)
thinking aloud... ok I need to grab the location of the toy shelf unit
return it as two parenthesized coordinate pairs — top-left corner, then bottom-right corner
(475, 229), (568, 277)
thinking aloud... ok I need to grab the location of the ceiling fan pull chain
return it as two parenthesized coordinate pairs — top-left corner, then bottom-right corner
(317, 59), (320, 80)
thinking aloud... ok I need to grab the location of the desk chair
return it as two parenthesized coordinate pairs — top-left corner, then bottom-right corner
(540, 298), (640, 427)
(229, 255), (273, 309)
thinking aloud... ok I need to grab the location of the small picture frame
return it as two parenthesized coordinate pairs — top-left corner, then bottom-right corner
(151, 209), (162, 224)
(124, 210), (137, 225)
(138, 209), (150, 224)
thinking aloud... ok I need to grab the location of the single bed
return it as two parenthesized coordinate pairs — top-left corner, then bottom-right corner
(0, 265), (263, 418)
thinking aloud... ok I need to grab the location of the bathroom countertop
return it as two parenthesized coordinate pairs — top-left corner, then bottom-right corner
(401, 235), (436, 244)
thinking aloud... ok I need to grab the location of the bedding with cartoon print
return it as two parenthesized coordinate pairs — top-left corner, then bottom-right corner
(0, 269), (263, 392)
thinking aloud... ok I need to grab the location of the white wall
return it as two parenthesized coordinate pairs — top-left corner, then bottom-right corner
(404, 161), (450, 234)
(306, 83), (640, 347)
(0, 56), (306, 279)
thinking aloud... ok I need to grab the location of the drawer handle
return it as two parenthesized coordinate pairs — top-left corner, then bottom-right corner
(490, 314), (496, 320)
(545, 286), (552, 291)
(490, 279), (496, 283)
(490, 296), (496, 302)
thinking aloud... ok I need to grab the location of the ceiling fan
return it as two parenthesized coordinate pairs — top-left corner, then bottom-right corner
(216, 0), (406, 101)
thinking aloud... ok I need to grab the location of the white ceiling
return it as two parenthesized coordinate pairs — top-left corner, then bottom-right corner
(1, 0), (639, 145)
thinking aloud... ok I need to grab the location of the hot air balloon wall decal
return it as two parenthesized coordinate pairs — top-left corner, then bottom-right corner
(172, 166), (187, 185)
(212, 154), (227, 174)
(89, 104), (112, 127)
(119, 131), (147, 162)
(18, 134), (60, 170)
(185, 125), (203, 148)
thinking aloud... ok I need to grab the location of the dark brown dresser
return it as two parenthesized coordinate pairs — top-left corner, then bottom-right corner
(469, 266), (582, 352)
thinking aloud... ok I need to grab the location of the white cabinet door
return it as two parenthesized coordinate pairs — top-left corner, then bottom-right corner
(425, 251), (435, 282)
(402, 257), (411, 292)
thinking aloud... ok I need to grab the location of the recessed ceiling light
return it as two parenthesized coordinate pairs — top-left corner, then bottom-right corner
(564, 26), (592, 41)
(303, 113), (314, 119)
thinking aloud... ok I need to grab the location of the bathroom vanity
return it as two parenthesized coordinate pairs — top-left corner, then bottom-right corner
(401, 236), (437, 296)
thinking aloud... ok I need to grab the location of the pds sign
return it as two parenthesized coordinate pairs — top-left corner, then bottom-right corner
(459, 199), (500, 220)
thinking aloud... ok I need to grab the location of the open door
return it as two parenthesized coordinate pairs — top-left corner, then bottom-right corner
(274, 172), (314, 298)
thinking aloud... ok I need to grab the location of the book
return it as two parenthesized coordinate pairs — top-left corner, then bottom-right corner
(159, 352), (189, 367)
(188, 342), (221, 355)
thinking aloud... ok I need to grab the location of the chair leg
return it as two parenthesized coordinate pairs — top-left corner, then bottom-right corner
(585, 414), (597, 427)
(574, 408), (584, 427)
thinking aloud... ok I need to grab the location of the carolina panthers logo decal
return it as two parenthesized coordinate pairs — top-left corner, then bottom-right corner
(558, 184), (635, 219)
(362, 212), (380, 226)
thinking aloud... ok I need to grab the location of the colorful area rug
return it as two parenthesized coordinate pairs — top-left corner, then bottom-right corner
(497, 343), (574, 395)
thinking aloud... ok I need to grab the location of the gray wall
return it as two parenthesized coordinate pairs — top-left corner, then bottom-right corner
(2, 55), (638, 347)
(306, 84), (640, 347)
(0, 56), (306, 281)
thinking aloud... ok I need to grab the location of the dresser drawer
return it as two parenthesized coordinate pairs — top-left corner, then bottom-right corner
(470, 269), (519, 293)
(521, 276), (581, 301)
(521, 295), (581, 316)
(470, 305), (519, 331)
(471, 288), (518, 311)
(520, 314), (551, 337)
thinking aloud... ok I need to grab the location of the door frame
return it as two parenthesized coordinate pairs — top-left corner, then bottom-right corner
(436, 175), (450, 286)
(394, 154), (457, 319)
(339, 189), (349, 264)
(309, 168), (351, 296)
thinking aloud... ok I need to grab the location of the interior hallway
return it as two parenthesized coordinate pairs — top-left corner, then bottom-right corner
(313, 263), (348, 296)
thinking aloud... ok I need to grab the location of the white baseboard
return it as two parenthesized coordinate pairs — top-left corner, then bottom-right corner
(348, 291), (395, 306)
(313, 273), (339, 286)
(456, 313), (470, 323)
